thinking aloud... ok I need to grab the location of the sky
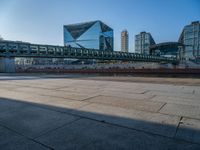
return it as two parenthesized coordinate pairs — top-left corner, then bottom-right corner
(0, 0), (199, 52)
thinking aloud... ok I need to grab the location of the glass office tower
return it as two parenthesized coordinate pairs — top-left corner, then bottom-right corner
(64, 20), (113, 51)
(135, 31), (155, 55)
(179, 21), (200, 60)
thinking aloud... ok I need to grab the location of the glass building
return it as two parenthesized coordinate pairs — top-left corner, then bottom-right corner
(121, 30), (129, 52)
(64, 20), (113, 51)
(179, 21), (200, 60)
(150, 42), (184, 58)
(135, 31), (155, 55)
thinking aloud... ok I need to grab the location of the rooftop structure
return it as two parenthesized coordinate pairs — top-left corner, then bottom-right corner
(150, 42), (184, 58)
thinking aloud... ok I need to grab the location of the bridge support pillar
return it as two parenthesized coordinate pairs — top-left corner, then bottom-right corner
(0, 57), (16, 73)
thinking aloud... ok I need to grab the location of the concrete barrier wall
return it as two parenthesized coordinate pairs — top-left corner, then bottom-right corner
(0, 58), (16, 73)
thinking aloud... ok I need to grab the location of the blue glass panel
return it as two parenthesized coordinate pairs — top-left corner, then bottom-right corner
(76, 40), (99, 49)
(64, 28), (75, 45)
(78, 22), (101, 41)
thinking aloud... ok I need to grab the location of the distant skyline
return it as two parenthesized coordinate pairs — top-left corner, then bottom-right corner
(0, 0), (199, 52)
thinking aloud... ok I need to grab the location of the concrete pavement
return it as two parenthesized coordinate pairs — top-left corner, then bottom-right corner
(0, 74), (200, 149)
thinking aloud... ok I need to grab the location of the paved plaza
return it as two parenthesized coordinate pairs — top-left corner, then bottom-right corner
(0, 74), (200, 150)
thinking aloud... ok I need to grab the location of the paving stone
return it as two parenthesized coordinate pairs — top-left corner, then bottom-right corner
(151, 95), (200, 106)
(0, 105), (79, 138)
(13, 87), (53, 95)
(27, 95), (91, 113)
(37, 118), (200, 150)
(0, 126), (49, 150)
(102, 87), (147, 94)
(0, 84), (21, 90)
(41, 90), (99, 101)
(101, 91), (154, 100)
(145, 85), (194, 94)
(45, 99), (90, 110)
(0, 89), (32, 101)
(176, 117), (200, 144)
(0, 97), (29, 113)
(14, 94), (58, 105)
(146, 91), (200, 101)
(159, 103), (200, 119)
(1, 75), (200, 149)
(72, 103), (180, 137)
(86, 95), (165, 112)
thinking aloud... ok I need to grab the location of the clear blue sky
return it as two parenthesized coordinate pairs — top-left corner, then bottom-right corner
(0, 0), (199, 52)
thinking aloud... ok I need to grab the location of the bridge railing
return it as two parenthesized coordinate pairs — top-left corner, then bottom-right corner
(0, 40), (178, 63)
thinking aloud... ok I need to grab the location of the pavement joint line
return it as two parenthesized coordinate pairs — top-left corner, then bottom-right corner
(41, 93), (100, 101)
(158, 108), (200, 121)
(65, 112), (200, 146)
(34, 117), (82, 140)
(8, 81), (63, 91)
(8, 100), (176, 140)
(148, 94), (156, 100)
(141, 90), (149, 94)
(26, 96), (186, 118)
(1, 76), (200, 148)
(14, 85), (58, 91)
(176, 116), (200, 122)
(40, 94), (80, 101)
(146, 88), (198, 96)
(173, 116), (183, 138)
(75, 101), (94, 109)
(31, 139), (54, 150)
(0, 121), (54, 150)
(30, 94), (76, 102)
(53, 86), (70, 90)
(17, 98), (92, 117)
(157, 102), (167, 113)
(81, 95), (101, 101)
(172, 117), (200, 145)
(83, 100), (164, 113)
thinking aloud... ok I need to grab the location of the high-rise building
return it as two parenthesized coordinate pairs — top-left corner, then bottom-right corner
(179, 21), (200, 60)
(135, 31), (155, 54)
(64, 20), (113, 51)
(121, 30), (129, 52)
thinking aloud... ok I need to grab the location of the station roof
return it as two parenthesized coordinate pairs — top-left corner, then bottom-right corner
(150, 42), (183, 50)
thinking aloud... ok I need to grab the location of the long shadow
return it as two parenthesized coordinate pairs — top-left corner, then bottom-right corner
(0, 97), (200, 150)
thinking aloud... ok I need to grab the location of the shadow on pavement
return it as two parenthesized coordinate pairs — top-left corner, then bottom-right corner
(0, 97), (199, 150)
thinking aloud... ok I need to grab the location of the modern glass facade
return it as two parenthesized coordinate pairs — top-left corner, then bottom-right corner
(121, 30), (129, 52)
(179, 21), (200, 60)
(150, 42), (183, 58)
(135, 32), (155, 55)
(64, 20), (113, 51)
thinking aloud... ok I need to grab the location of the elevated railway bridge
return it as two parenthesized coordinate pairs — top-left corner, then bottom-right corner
(0, 40), (178, 72)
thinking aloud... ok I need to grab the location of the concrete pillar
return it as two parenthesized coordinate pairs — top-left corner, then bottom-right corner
(0, 57), (16, 73)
